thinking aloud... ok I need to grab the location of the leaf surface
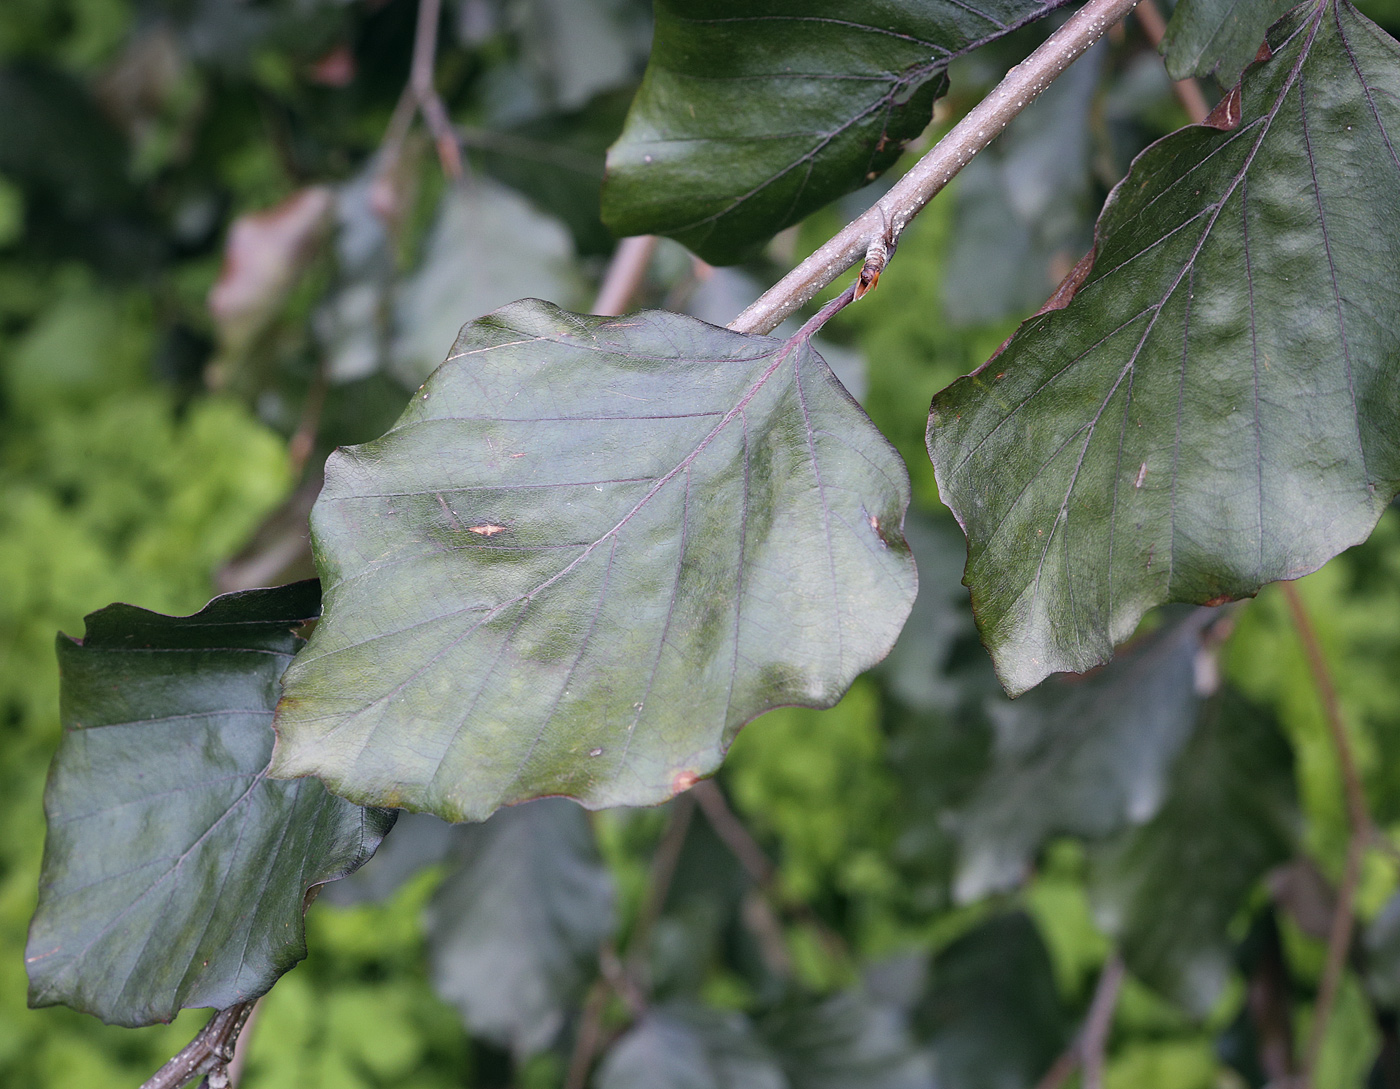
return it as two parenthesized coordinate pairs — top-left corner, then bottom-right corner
(272, 300), (915, 821)
(760, 990), (935, 1089)
(425, 799), (615, 1056)
(598, 1006), (786, 1089)
(913, 913), (1069, 1089)
(1161, 0), (1294, 85)
(1089, 688), (1297, 1014)
(602, 0), (1071, 264)
(951, 608), (1212, 900)
(26, 583), (395, 1027)
(930, 0), (1400, 693)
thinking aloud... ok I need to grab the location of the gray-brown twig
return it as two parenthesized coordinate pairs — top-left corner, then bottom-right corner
(140, 1002), (255, 1089)
(690, 780), (850, 964)
(1281, 582), (1370, 1084)
(593, 236), (659, 316)
(1134, 0), (1212, 124)
(1033, 955), (1126, 1089)
(381, 0), (462, 180)
(728, 0), (1144, 336)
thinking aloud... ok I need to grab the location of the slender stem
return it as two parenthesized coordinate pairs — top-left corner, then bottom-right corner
(691, 781), (774, 884)
(379, 0), (461, 180)
(408, 0), (462, 178)
(141, 1002), (256, 1089)
(562, 978), (610, 1089)
(690, 780), (850, 962)
(1081, 956), (1126, 1089)
(593, 236), (660, 316)
(624, 795), (695, 984)
(1281, 581), (1370, 1082)
(1134, 0), (1212, 124)
(1248, 911), (1297, 1084)
(1033, 955), (1126, 1089)
(728, 0), (1143, 336)
(1032, 1047), (1081, 1089)
(223, 997), (261, 1087)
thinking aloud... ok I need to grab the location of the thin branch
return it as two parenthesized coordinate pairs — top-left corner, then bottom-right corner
(1033, 955), (1126, 1089)
(1134, 0), (1212, 124)
(690, 780), (849, 963)
(141, 1002), (256, 1089)
(691, 780), (774, 885)
(1281, 581), (1370, 1082)
(1081, 955), (1126, 1089)
(1032, 1047), (1082, 1089)
(1248, 910), (1298, 1085)
(593, 236), (660, 316)
(624, 794), (696, 985)
(728, 0), (1144, 336)
(287, 366), (327, 481)
(562, 977), (611, 1089)
(223, 996), (260, 1088)
(380, 0), (461, 180)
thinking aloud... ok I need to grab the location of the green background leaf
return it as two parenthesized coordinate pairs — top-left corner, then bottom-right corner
(424, 799), (615, 1056)
(1089, 688), (1298, 1015)
(1161, 0), (1294, 85)
(26, 583), (395, 1027)
(914, 913), (1070, 1089)
(930, 0), (1400, 693)
(273, 300), (915, 821)
(598, 1006), (785, 1089)
(951, 609), (1212, 901)
(601, 0), (1070, 264)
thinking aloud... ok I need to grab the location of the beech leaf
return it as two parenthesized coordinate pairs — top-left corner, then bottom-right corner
(601, 0), (1072, 265)
(929, 0), (1400, 693)
(1161, 0), (1294, 85)
(914, 913), (1069, 1089)
(25, 583), (395, 1027)
(951, 608), (1213, 901)
(598, 1007), (785, 1089)
(425, 799), (616, 1056)
(1089, 688), (1298, 1014)
(272, 301), (915, 821)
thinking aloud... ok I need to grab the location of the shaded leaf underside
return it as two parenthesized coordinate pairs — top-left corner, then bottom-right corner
(26, 584), (395, 1027)
(272, 301), (915, 822)
(602, 0), (1071, 264)
(930, 0), (1400, 693)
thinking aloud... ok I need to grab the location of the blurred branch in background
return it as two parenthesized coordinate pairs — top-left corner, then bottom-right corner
(380, 0), (462, 183)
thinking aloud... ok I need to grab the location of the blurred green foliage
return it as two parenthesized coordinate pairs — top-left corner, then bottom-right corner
(6, 1), (1400, 1087)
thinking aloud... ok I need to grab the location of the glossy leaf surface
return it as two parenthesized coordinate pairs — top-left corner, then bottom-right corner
(1090, 688), (1297, 1014)
(26, 584), (395, 1027)
(425, 799), (615, 1056)
(273, 301), (915, 821)
(1161, 0), (1294, 84)
(930, 0), (1400, 693)
(602, 0), (1070, 264)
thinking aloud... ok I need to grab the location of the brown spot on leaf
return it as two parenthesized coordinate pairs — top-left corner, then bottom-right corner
(1204, 83), (1242, 130)
(671, 769), (700, 794)
(1038, 247), (1097, 315)
(1203, 594), (1233, 607)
